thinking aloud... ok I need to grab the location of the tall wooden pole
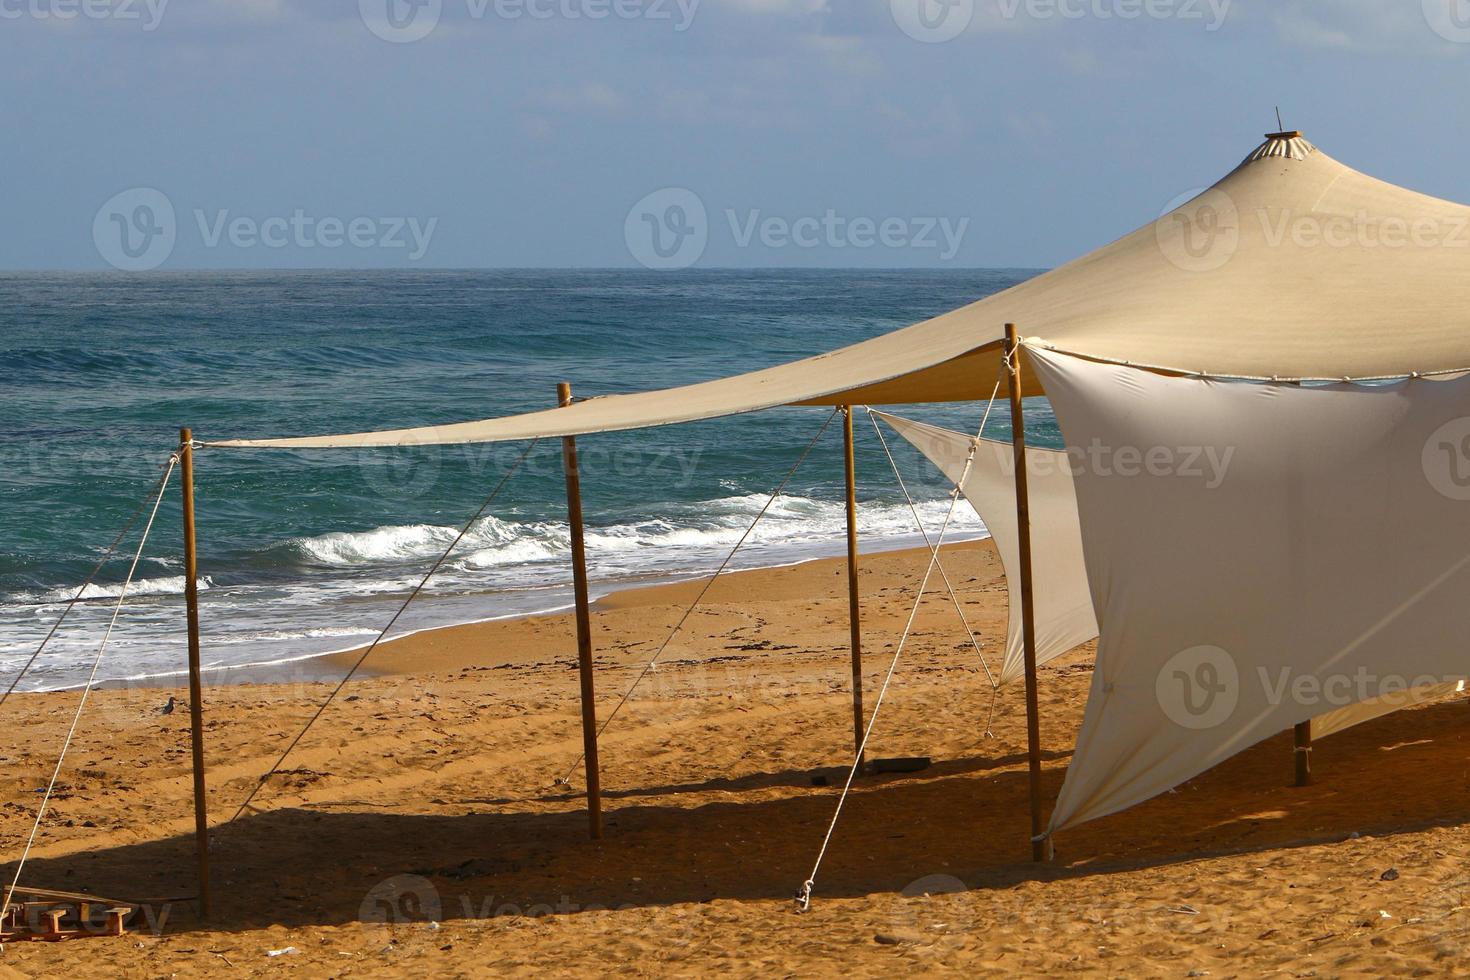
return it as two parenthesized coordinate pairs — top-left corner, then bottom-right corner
(1294, 720), (1312, 786)
(843, 407), (865, 769)
(1004, 326), (1047, 862)
(558, 384), (603, 840)
(178, 429), (212, 918)
(1286, 376), (1313, 789)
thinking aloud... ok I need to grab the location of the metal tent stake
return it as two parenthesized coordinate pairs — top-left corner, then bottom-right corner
(557, 384), (604, 840)
(1003, 326), (1048, 862)
(178, 429), (212, 918)
(843, 407), (866, 767)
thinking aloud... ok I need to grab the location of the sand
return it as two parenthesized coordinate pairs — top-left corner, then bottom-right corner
(2, 538), (1469, 976)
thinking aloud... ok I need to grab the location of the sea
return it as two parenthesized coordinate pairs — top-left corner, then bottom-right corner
(0, 269), (1062, 692)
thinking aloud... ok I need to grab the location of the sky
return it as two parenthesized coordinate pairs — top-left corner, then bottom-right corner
(3, 0), (1469, 270)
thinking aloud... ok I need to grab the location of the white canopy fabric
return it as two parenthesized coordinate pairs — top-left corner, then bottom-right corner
(1030, 347), (1470, 835)
(878, 411), (1467, 738)
(872, 411), (1096, 684)
(1312, 680), (1468, 739)
(209, 132), (1470, 450)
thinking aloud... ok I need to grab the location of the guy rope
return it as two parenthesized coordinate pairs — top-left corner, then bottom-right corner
(796, 384), (998, 911)
(3, 452), (179, 917)
(226, 438), (541, 823)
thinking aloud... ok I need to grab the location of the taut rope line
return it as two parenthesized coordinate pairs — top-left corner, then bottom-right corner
(553, 408), (840, 788)
(226, 438), (540, 824)
(866, 408), (997, 692)
(0, 462), (175, 711)
(3, 452), (178, 915)
(796, 391), (998, 912)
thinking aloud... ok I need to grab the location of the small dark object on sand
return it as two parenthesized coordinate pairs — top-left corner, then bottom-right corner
(1381, 868), (1399, 881)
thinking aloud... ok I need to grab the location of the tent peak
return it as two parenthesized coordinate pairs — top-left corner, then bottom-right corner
(1242, 130), (1316, 165)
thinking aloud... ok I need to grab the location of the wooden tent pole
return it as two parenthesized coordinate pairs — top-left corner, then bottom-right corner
(1285, 376), (1313, 789)
(843, 407), (865, 769)
(557, 384), (603, 840)
(1294, 720), (1312, 786)
(178, 429), (212, 919)
(1004, 326), (1047, 862)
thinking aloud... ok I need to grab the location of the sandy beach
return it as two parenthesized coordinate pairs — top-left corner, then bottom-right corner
(2, 538), (1468, 976)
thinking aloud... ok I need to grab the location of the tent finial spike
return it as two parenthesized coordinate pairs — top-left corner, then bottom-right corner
(1275, 105), (1284, 133)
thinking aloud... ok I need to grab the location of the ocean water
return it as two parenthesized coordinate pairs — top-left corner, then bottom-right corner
(0, 269), (1060, 691)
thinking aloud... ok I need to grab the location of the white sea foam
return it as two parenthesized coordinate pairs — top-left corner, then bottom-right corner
(283, 495), (984, 573)
(3, 493), (987, 692)
(23, 575), (213, 604)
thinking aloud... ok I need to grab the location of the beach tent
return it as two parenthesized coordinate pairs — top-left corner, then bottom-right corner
(175, 130), (1470, 902)
(1028, 349), (1470, 834)
(871, 410), (1470, 754)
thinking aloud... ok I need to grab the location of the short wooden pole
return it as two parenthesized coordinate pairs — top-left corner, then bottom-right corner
(558, 384), (603, 840)
(1294, 720), (1312, 786)
(178, 429), (212, 918)
(1004, 326), (1048, 862)
(843, 407), (865, 769)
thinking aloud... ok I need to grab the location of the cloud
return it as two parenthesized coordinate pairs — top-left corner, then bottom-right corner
(541, 81), (628, 115)
(1248, 0), (1464, 54)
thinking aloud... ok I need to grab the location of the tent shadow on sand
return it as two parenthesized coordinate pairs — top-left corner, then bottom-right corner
(5, 696), (1466, 937)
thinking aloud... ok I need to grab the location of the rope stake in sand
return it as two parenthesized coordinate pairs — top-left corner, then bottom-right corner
(553, 409), (840, 789)
(0, 462), (176, 712)
(226, 438), (541, 824)
(3, 453), (179, 916)
(796, 390), (997, 913)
